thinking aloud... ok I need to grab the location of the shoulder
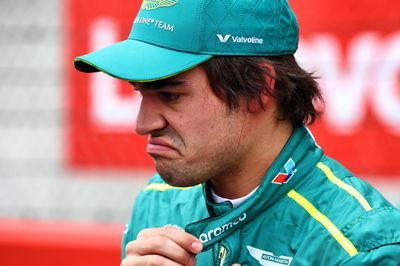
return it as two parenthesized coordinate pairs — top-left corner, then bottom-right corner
(122, 175), (208, 258)
(123, 175), (207, 235)
(284, 155), (400, 262)
(133, 174), (206, 217)
(137, 174), (204, 203)
(339, 243), (400, 265)
(290, 155), (396, 219)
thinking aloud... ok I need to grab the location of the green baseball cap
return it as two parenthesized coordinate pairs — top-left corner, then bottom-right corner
(74, 0), (299, 82)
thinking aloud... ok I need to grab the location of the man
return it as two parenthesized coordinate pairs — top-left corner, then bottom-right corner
(74, 0), (400, 265)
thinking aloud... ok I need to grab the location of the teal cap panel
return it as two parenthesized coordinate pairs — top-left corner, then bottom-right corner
(129, 0), (202, 53)
(130, 0), (299, 56)
(197, 0), (298, 55)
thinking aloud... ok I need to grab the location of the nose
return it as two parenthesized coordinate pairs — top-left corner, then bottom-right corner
(135, 95), (167, 135)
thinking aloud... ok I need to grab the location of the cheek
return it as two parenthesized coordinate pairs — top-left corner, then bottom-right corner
(182, 116), (225, 150)
(206, 114), (245, 147)
(238, 121), (253, 139)
(171, 113), (215, 147)
(237, 109), (255, 138)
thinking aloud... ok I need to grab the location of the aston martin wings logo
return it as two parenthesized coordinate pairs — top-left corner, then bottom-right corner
(247, 245), (293, 265)
(141, 0), (179, 10)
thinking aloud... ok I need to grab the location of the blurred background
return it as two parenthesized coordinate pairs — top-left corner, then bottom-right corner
(0, 0), (399, 265)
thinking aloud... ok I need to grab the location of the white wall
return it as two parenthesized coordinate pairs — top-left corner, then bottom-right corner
(0, 0), (149, 223)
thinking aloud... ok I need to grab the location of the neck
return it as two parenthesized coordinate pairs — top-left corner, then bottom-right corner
(210, 119), (293, 199)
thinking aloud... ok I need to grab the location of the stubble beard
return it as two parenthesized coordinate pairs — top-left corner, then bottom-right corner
(153, 134), (242, 188)
(154, 151), (238, 188)
(152, 110), (244, 187)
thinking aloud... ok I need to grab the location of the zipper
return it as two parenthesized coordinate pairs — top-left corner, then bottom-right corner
(218, 245), (227, 266)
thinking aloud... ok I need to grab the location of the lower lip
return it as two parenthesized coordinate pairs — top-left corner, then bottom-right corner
(146, 143), (177, 154)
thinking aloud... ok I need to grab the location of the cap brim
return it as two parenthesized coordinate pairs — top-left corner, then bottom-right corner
(74, 39), (212, 82)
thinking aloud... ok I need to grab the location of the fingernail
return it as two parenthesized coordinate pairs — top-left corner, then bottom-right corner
(188, 255), (196, 266)
(191, 241), (203, 252)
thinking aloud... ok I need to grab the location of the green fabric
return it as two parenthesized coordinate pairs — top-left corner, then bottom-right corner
(74, 0), (299, 82)
(122, 126), (400, 265)
(340, 244), (400, 266)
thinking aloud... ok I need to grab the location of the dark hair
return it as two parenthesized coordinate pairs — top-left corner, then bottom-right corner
(201, 55), (324, 127)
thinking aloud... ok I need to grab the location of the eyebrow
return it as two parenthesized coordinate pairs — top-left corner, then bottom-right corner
(130, 80), (184, 90)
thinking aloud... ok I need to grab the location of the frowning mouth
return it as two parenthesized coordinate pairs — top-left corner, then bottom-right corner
(146, 136), (179, 155)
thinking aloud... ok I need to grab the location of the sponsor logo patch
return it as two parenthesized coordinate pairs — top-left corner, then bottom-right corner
(247, 245), (293, 265)
(141, 0), (179, 10)
(272, 158), (297, 184)
(217, 34), (263, 44)
(198, 212), (247, 243)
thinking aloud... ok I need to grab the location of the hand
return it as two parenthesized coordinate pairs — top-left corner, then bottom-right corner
(121, 226), (203, 266)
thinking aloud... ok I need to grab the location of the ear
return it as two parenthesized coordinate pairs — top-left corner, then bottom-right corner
(248, 63), (276, 112)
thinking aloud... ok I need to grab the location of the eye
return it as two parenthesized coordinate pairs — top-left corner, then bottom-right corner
(160, 92), (181, 102)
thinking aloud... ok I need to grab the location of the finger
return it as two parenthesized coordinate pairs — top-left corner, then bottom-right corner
(125, 236), (195, 265)
(138, 226), (203, 254)
(121, 254), (185, 266)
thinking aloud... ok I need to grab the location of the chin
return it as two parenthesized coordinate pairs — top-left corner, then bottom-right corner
(155, 160), (209, 187)
(158, 172), (201, 187)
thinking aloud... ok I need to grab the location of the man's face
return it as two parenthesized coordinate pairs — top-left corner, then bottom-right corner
(134, 66), (251, 187)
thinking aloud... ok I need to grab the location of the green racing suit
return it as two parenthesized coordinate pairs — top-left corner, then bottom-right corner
(122, 126), (400, 265)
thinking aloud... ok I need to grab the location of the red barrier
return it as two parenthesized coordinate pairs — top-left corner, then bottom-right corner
(0, 220), (123, 266)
